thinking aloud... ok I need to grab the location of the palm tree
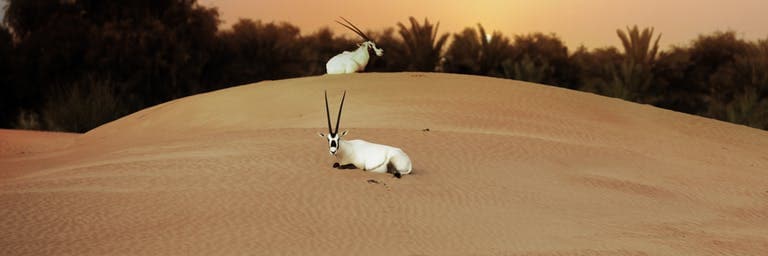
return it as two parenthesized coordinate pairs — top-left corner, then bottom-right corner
(604, 26), (662, 102)
(442, 27), (481, 74)
(443, 24), (511, 76)
(366, 28), (406, 72)
(617, 26), (661, 66)
(396, 17), (449, 72)
(477, 24), (512, 76)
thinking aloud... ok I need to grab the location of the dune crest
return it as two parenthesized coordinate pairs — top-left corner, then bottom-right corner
(2, 73), (767, 255)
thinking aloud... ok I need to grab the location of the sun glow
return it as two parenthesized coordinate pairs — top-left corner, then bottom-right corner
(200, 0), (768, 49)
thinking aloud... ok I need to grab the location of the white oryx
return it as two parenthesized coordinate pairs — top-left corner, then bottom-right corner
(325, 17), (384, 74)
(318, 91), (412, 178)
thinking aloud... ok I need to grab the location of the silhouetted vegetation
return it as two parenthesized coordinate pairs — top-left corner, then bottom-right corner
(396, 17), (449, 72)
(444, 24), (512, 76)
(205, 19), (305, 89)
(1, 1), (767, 132)
(506, 33), (576, 87)
(0, 25), (15, 127)
(571, 27), (659, 102)
(3, 0), (219, 132)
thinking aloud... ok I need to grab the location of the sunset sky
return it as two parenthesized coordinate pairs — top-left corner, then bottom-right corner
(198, 0), (768, 50)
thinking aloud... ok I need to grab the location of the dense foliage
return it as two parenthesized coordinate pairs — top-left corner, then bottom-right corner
(1, 0), (766, 132)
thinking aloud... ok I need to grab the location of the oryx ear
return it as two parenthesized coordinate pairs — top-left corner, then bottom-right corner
(317, 132), (326, 138)
(340, 130), (348, 137)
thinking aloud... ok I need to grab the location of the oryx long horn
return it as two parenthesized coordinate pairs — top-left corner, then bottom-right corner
(336, 17), (371, 42)
(334, 90), (347, 134)
(324, 91), (333, 134)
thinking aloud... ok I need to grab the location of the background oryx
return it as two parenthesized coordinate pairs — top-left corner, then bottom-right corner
(318, 90), (412, 178)
(325, 17), (384, 74)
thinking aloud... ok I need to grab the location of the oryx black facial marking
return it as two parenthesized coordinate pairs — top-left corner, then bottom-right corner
(327, 133), (339, 155)
(322, 90), (346, 156)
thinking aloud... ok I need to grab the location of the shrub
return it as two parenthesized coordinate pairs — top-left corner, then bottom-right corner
(502, 54), (550, 84)
(13, 110), (41, 130)
(506, 33), (573, 87)
(41, 76), (129, 133)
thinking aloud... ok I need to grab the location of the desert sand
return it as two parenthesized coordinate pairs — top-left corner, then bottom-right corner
(1, 72), (767, 255)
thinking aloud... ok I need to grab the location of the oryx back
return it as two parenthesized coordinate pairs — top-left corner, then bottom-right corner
(325, 17), (380, 74)
(344, 139), (411, 175)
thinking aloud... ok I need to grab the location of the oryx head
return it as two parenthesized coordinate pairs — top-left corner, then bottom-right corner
(361, 41), (384, 56)
(318, 90), (348, 156)
(337, 17), (384, 57)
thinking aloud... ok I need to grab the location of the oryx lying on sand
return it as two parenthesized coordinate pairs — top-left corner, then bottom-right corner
(318, 91), (412, 178)
(325, 17), (383, 74)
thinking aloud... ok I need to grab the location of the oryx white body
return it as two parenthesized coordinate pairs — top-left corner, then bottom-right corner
(325, 17), (384, 74)
(328, 134), (412, 175)
(326, 41), (383, 74)
(319, 91), (412, 177)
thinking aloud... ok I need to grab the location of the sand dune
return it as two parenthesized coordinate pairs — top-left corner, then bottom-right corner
(1, 72), (767, 255)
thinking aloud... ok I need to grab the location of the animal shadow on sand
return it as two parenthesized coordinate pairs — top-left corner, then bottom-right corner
(333, 162), (403, 178)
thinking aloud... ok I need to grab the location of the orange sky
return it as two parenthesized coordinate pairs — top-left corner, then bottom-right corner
(199, 0), (767, 50)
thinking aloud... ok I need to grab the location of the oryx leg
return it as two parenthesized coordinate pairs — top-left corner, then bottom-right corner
(366, 161), (389, 173)
(333, 163), (357, 169)
(346, 63), (357, 74)
(386, 163), (403, 178)
(390, 150), (412, 175)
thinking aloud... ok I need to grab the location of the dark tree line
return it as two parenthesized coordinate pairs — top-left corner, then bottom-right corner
(1, 0), (766, 132)
(2, 0), (222, 131)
